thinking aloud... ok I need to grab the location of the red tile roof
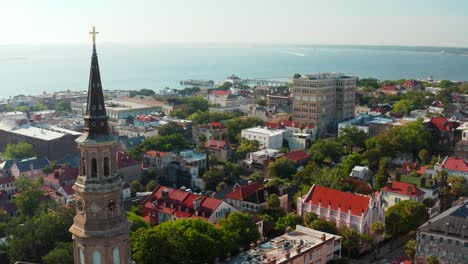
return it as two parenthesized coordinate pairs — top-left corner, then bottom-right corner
(142, 185), (224, 223)
(284, 150), (311, 162)
(145, 150), (169, 158)
(380, 86), (399, 91)
(210, 90), (230, 96)
(442, 157), (468, 173)
(135, 115), (157, 122)
(205, 140), (227, 149)
(381, 181), (425, 197)
(304, 185), (371, 216)
(430, 117), (459, 132)
(208, 122), (225, 129)
(224, 182), (266, 201)
(267, 120), (315, 129)
(403, 80), (419, 88)
(0, 176), (15, 185)
(117, 151), (140, 168)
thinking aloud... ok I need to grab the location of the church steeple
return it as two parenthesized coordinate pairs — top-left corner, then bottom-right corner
(70, 27), (132, 264)
(82, 26), (110, 139)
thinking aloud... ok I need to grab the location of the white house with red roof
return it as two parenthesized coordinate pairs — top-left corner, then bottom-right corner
(224, 182), (288, 213)
(284, 150), (311, 166)
(434, 156), (468, 179)
(381, 181), (425, 208)
(208, 90), (231, 106)
(377, 86), (400, 96)
(143, 150), (174, 170)
(297, 185), (385, 238)
(141, 185), (237, 225)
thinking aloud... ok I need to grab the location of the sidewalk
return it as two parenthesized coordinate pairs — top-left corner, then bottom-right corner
(352, 235), (412, 264)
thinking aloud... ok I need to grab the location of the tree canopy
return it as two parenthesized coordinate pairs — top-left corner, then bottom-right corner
(308, 139), (344, 164)
(3, 142), (35, 160)
(268, 157), (296, 180)
(385, 200), (428, 236)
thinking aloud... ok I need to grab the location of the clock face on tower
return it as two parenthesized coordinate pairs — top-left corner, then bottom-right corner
(106, 199), (117, 214)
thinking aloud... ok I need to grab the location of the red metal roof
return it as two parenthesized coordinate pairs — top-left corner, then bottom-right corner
(145, 150), (169, 158)
(205, 140), (227, 149)
(380, 86), (399, 91)
(430, 117), (459, 132)
(403, 80), (418, 88)
(224, 182), (266, 201)
(304, 185), (371, 216)
(210, 90), (231, 96)
(381, 181), (425, 197)
(284, 150), (311, 162)
(442, 157), (468, 173)
(135, 115), (157, 122)
(0, 176), (15, 185)
(267, 120), (315, 129)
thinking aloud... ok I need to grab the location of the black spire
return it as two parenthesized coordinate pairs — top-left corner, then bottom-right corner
(82, 27), (110, 139)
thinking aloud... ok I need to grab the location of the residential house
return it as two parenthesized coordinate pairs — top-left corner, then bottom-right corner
(381, 181), (425, 208)
(192, 122), (227, 145)
(297, 185), (385, 239)
(284, 150), (311, 167)
(117, 151), (141, 182)
(434, 156), (468, 179)
(57, 185), (75, 204)
(377, 86), (400, 96)
(241, 126), (284, 150)
(43, 166), (79, 190)
(141, 185), (237, 225)
(143, 150), (174, 173)
(428, 117), (459, 145)
(208, 90), (231, 106)
(349, 166), (372, 182)
(0, 160), (14, 177)
(226, 225), (342, 264)
(244, 148), (280, 170)
(224, 182), (288, 213)
(10, 157), (50, 179)
(118, 135), (146, 152)
(205, 140), (232, 162)
(267, 120), (317, 150)
(454, 128), (468, 159)
(0, 177), (16, 195)
(415, 200), (468, 264)
(133, 114), (160, 127)
(176, 150), (207, 190)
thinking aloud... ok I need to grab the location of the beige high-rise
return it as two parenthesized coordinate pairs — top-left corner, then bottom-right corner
(69, 28), (132, 264)
(291, 73), (356, 135)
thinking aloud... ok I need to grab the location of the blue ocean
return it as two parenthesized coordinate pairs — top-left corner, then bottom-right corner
(0, 44), (467, 99)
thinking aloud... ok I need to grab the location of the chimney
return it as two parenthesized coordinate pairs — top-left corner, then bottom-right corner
(321, 233), (326, 241)
(295, 245), (301, 254)
(386, 181), (392, 190)
(193, 196), (202, 211)
(162, 189), (169, 202)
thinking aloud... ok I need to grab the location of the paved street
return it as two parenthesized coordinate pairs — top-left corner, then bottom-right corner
(352, 235), (411, 264)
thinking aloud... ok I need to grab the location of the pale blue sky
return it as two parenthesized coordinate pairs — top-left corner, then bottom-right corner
(1, 0), (467, 46)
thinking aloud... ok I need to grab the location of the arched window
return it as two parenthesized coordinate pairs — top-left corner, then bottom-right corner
(93, 250), (102, 264)
(91, 158), (97, 177)
(81, 157), (86, 176)
(79, 248), (85, 264)
(113, 246), (120, 264)
(104, 157), (110, 176)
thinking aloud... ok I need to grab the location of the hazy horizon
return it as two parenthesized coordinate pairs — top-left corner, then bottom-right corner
(2, 0), (467, 47)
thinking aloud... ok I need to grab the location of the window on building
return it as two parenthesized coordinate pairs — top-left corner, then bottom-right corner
(394, 197), (401, 203)
(93, 250), (102, 264)
(91, 158), (97, 177)
(104, 157), (110, 176)
(113, 246), (120, 264)
(82, 157), (86, 175)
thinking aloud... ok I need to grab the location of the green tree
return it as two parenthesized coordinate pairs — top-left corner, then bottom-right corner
(202, 171), (224, 191)
(130, 180), (143, 195)
(438, 80), (453, 88)
(447, 176), (467, 196)
(275, 213), (301, 231)
(374, 160), (390, 190)
(267, 194), (280, 209)
(186, 96), (209, 113)
(309, 139), (344, 164)
(42, 242), (73, 264)
(158, 122), (185, 137)
(340, 153), (367, 176)
(146, 180), (157, 192)
(371, 221), (385, 244)
(128, 211), (150, 232)
(268, 157), (296, 180)
(249, 171), (264, 182)
(418, 149), (429, 165)
(219, 212), (260, 250)
(405, 240), (416, 262)
(225, 117), (265, 143)
(55, 101), (71, 112)
(393, 99), (414, 115)
(340, 227), (361, 257)
(309, 219), (338, 235)
(132, 219), (225, 264)
(338, 126), (367, 153)
(427, 255), (439, 264)
(303, 212), (318, 227)
(172, 109), (187, 119)
(385, 200), (429, 236)
(15, 177), (45, 218)
(257, 99), (267, 106)
(3, 142), (35, 160)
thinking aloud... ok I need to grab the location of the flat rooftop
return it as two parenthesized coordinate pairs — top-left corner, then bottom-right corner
(242, 127), (284, 137)
(106, 100), (160, 111)
(0, 123), (81, 141)
(226, 225), (341, 264)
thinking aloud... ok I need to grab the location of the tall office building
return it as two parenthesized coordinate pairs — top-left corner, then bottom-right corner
(291, 73), (356, 134)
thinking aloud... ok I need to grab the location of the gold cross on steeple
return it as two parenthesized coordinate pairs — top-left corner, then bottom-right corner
(89, 26), (99, 45)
